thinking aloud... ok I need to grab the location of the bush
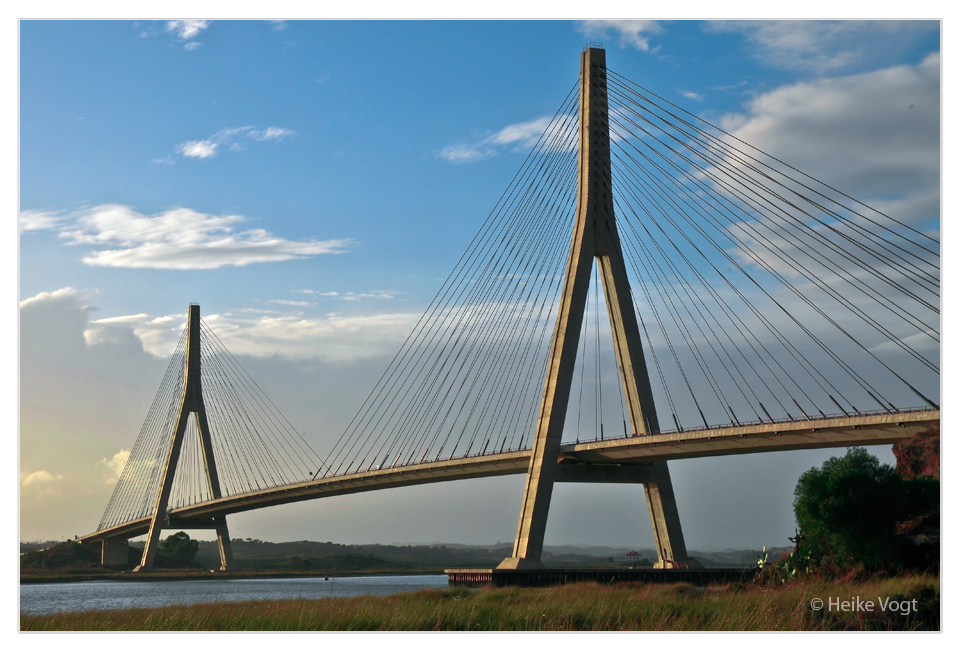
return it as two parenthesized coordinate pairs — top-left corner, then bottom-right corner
(159, 532), (200, 564)
(793, 447), (938, 571)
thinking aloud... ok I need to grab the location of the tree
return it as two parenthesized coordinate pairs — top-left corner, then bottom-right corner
(793, 447), (938, 570)
(159, 531), (199, 564)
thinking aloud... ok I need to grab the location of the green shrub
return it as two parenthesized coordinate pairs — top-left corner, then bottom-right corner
(159, 532), (199, 564)
(793, 447), (938, 570)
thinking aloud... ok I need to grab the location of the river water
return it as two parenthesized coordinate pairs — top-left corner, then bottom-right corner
(20, 574), (450, 616)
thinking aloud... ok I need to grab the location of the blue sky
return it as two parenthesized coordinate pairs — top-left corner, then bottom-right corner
(20, 19), (940, 547)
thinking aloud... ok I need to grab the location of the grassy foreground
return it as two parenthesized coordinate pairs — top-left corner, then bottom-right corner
(21, 575), (938, 631)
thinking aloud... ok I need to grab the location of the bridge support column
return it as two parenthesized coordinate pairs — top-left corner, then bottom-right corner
(499, 46), (695, 571)
(642, 461), (699, 568)
(214, 518), (234, 571)
(101, 536), (129, 567)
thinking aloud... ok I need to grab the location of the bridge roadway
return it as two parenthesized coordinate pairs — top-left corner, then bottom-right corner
(81, 409), (937, 544)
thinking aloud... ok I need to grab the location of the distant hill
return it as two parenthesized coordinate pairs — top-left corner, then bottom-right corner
(22, 536), (789, 574)
(194, 539), (786, 572)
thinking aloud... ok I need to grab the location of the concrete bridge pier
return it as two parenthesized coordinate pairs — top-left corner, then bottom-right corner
(101, 536), (129, 567)
(214, 518), (235, 572)
(642, 461), (700, 568)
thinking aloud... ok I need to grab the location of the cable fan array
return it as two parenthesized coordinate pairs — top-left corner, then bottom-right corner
(98, 319), (325, 532)
(603, 71), (939, 434)
(318, 83), (583, 478)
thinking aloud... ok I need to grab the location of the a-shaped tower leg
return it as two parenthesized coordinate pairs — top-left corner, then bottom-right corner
(134, 304), (234, 572)
(499, 47), (697, 570)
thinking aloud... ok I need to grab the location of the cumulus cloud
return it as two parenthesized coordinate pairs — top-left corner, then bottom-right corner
(577, 20), (662, 52)
(20, 210), (62, 231)
(704, 20), (939, 73)
(21, 471), (65, 499)
(204, 312), (421, 361)
(658, 55), (941, 400)
(84, 307), (421, 362)
(439, 116), (574, 164)
(166, 19), (211, 47)
(100, 450), (130, 484)
(84, 313), (183, 354)
(178, 140), (218, 158)
(172, 125), (296, 161)
(716, 52), (940, 224)
(54, 204), (349, 270)
(21, 470), (65, 487)
(19, 286), (94, 312)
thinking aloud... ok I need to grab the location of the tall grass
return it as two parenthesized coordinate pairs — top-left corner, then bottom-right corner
(21, 575), (938, 631)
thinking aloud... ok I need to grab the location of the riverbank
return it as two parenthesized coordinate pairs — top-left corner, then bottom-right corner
(21, 575), (939, 631)
(20, 567), (446, 585)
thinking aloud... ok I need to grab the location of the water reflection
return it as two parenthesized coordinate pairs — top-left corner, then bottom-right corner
(20, 574), (450, 616)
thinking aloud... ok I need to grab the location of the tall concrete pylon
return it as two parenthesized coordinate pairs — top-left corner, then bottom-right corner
(498, 47), (698, 570)
(132, 304), (234, 572)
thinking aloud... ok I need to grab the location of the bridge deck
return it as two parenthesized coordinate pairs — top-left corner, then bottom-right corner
(82, 409), (936, 544)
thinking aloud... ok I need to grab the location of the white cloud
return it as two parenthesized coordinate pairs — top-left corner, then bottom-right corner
(439, 115), (575, 164)
(291, 289), (398, 300)
(715, 52), (940, 222)
(85, 313), (182, 354)
(21, 470), (64, 487)
(438, 143), (495, 163)
(679, 90), (705, 102)
(19, 286), (94, 310)
(205, 312), (421, 361)
(166, 20), (211, 41)
(268, 20), (287, 31)
(340, 291), (398, 301)
(577, 20), (662, 52)
(488, 117), (553, 148)
(183, 41), (202, 51)
(250, 127), (295, 141)
(86, 309), (422, 362)
(671, 56), (941, 385)
(56, 204), (351, 270)
(704, 20), (938, 73)
(173, 125), (295, 161)
(20, 470), (64, 499)
(20, 210), (61, 231)
(100, 450), (130, 484)
(271, 299), (317, 307)
(178, 140), (218, 159)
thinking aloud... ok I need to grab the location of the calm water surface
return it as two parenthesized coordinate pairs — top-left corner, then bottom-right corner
(20, 574), (450, 615)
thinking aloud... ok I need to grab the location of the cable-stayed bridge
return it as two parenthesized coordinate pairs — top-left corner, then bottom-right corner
(79, 47), (939, 572)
